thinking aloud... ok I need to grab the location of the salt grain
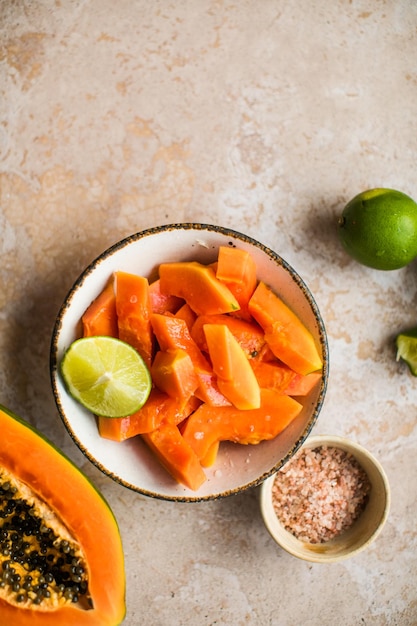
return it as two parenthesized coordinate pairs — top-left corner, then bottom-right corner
(271, 446), (371, 544)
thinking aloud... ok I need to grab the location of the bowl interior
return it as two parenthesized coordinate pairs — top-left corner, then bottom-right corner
(260, 435), (390, 562)
(50, 224), (328, 501)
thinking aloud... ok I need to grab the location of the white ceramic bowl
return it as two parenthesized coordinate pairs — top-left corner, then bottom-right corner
(50, 224), (328, 501)
(260, 435), (390, 562)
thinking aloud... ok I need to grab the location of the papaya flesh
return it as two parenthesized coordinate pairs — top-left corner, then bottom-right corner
(215, 246), (258, 321)
(0, 405), (125, 625)
(115, 271), (154, 368)
(141, 423), (207, 491)
(82, 277), (118, 339)
(191, 313), (265, 358)
(181, 389), (303, 461)
(159, 261), (240, 315)
(203, 323), (261, 410)
(248, 281), (323, 375)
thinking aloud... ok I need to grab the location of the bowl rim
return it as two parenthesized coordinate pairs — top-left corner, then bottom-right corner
(50, 223), (329, 501)
(259, 434), (391, 562)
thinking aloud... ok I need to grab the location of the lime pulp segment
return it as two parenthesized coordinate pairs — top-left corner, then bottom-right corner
(60, 336), (152, 417)
(396, 331), (417, 376)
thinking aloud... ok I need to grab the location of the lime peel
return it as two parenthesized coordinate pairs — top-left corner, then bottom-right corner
(338, 188), (417, 271)
(60, 336), (152, 417)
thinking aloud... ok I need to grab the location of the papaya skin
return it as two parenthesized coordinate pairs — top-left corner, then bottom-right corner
(159, 261), (240, 315)
(0, 405), (125, 626)
(181, 389), (303, 461)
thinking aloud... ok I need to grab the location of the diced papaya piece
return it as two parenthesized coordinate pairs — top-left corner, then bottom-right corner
(97, 414), (133, 442)
(149, 279), (183, 314)
(181, 388), (303, 460)
(174, 302), (197, 330)
(115, 271), (154, 367)
(250, 359), (298, 393)
(191, 314), (265, 358)
(151, 349), (199, 401)
(284, 371), (322, 396)
(192, 372), (232, 406)
(97, 389), (200, 441)
(159, 261), (240, 315)
(248, 281), (322, 375)
(82, 277), (118, 338)
(141, 423), (207, 491)
(216, 246), (257, 320)
(200, 441), (220, 468)
(204, 324), (261, 410)
(151, 314), (231, 406)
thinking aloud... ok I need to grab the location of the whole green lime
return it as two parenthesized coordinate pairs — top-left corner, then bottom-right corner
(338, 188), (417, 270)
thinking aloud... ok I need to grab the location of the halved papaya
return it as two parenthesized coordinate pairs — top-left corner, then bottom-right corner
(0, 405), (125, 625)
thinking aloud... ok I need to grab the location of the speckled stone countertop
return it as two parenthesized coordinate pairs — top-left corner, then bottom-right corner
(1, 1), (417, 624)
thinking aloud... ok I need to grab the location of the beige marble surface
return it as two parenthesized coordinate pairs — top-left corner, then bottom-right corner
(1, 1), (417, 624)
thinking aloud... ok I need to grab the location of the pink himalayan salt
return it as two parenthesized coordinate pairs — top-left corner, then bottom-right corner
(271, 445), (371, 544)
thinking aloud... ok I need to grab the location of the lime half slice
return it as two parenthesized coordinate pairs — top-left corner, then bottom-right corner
(60, 336), (152, 417)
(395, 328), (417, 376)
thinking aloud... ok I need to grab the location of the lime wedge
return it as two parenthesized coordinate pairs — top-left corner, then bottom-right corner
(60, 336), (152, 417)
(395, 328), (417, 376)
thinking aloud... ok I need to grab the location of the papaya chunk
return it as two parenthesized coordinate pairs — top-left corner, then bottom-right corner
(203, 323), (261, 410)
(283, 370), (322, 396)
(250, 359), (299, 393)
(115, 271), (154, 367)
(159, 261), (240, 315)
(191, 314), (265, 358)
(149, 279), (183, 314)
(200, 441), (220, 468)
(181, 389), (303, 461)
(82, 277), (118, 338)
(250, 359), (321, 396)
(97, 390), (200, 441)
(174, 302), (197, 330)
(248, 281), (322, 375)
(151, 314), (231, 406)
(215, 246), (257, 320)
(141, 423), (207, 491)
(151, 349), (199, 401)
